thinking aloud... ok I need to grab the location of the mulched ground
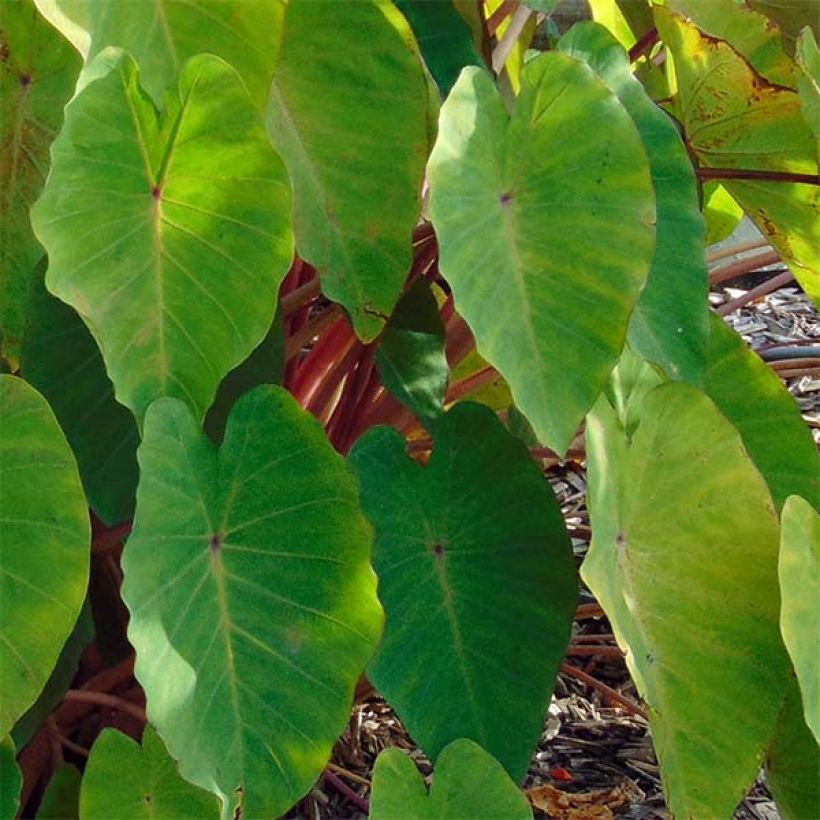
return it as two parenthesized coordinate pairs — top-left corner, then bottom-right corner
(288, 270), (818, 819)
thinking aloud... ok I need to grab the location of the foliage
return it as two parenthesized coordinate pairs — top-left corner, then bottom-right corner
(0, 0), (817, 818)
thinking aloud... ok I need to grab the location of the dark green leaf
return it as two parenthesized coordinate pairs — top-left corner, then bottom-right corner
(121, 386), (382, 817)
(38, 763), (81, 819)
(0, 736), (21, 819)
(20, 259), (138, 524)
(349, 402), (576, 780)
(394, 0), (484, 95)
(376, 280), (448, 431)
(203, 309), (284, 445)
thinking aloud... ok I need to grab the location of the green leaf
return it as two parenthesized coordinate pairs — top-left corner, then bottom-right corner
(558, 23), (708, 384)
(394, 0), (484, 96)
(1, 736), (21, 820)
(31, 50), (293, 423)
(81, 728), (218, 819)
(428, 61), (655, 453)
(779, 495), (819, 742)
(703, 313), (819, 510)
(11, 601), (92, 749)
(0, 0), (81, 366)
(370, 739), (533, 820)
(349, 402), (576, 780)
(663, 0), (798, 87)
(376, 280), (448, 430)
(54, 0), (284, 107)
(746, 0), (819, 55)
(267, 0), (429, 341)
(203, 309), (284, 445)
(588, 0), (655, 50)
(765, 679), (820, 820)
(582, 383), (791, 818)
(30, 0), (90, 56)
(796, 28), (820, 146)
(121, 386), (381, 818)
(38, 763), (81, 819)
(20, 260), (138, 525)
(0, 375), (89, 737)
(702, 182), (744, 245)
(656, 7), (820, 304)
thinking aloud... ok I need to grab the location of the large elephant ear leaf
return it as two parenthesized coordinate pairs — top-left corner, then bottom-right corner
(121, 386), (382, 818)
(267, 0), (429, 342)
(778, 495), (819, 742)
(655, 6), (820, 304)
(0, 0), (81, 366)
(43, 0), (284, 107)
(582, 384), (791, 818)
(31, 50), (293, 423)
(370, 740), (533, 820)
(0, 375), (89, 737)
(80, 727), (219, 818)
(349, 402), (576, 780)
(428, 59), (655, 454)
(558, 22), (708, 384)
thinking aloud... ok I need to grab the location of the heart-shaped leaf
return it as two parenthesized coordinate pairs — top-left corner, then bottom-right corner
(428, 60), (655, 453)
(267, 0), (429, 341)
(558, 23), (709, 384)
(370, 739), (533, 820)
(31, 50), (293, 423)
(349, 402), (576, 780)
(121, 385), (381, 818)
(583, 383), (791, 818)
(0, 0), (81, 365)
(20, 261), (139, 525)
(36, 0), (284, 107)
(80, 728), (218, 819)
(779, 495), (819, 741)
(0, 375), (89, 737)
(656, 7), (820, 303)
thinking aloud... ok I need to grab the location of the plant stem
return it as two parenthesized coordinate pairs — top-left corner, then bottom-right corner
(322, 770), (370, 813)
(62, 690), (146, 723)
(716, 269), (794, 315)
(706, 237), (769, 265)
(281, 277), (322, 319)
(628, 28), (659, 63)
(560, 662), (647, 719)
(284, 305), (342, 362)
(695, 168), (820, 185)
(566, 645), (624, 658)
(492, 5), (532, 74)
(485, 0), (519, 36)
(445, 364), (498, 403)
(709, 250), (781, 286)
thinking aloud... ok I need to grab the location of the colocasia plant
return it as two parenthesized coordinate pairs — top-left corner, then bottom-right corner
(0, 0), (818, 818)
